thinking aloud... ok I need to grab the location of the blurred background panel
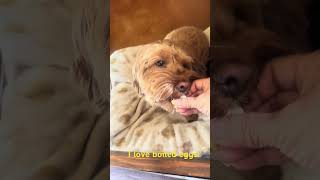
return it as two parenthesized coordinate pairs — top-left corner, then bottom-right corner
(110, 0), (210, 53)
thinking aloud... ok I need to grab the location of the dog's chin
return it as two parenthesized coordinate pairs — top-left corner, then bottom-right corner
(212, 92), (250, 118)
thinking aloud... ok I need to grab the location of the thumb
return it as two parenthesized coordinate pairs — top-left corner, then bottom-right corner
(172, 97), (198, 109)
(213, 113), (282, 149)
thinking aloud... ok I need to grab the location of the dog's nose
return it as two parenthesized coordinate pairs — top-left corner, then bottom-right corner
(215, 64), (253, 97)
(218, 75), (242, 97)
(176, 82), (189, 93)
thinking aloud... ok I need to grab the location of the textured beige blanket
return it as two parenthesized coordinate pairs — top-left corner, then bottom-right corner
(0, 0), (109, 179)
(111, 83), (210, 154)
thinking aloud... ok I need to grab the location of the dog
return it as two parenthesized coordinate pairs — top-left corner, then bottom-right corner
(132, 26), (209, 113)
(212, 27), (294, 118)
(212, 0), (317, 180)
(212, 27), (294, 180)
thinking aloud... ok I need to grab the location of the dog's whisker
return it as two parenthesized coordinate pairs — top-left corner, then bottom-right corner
(156, 88), (167, 101)
(154, 85), (168, 101)
(162, 84), (174, 98)
(154, 83), (174, 102)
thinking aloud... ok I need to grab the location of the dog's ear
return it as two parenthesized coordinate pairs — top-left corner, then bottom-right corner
(132, 79), (142, 96)
(132, 71), (143, 97)
(161, 39), (174, 46)
(131, 58), (144, 97)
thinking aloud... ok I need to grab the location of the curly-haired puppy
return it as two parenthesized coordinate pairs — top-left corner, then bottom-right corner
(212, 0), (315, 118)
(212, 27), (293, 118)
(212, 0), (317, 180)
(132, 26), (209, 112)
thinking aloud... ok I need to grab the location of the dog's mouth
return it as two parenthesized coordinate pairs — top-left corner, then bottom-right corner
(159, 84), (190, 102)
(155, 80), (192, 103)
(165, 96), (174, 102)
(153, 73), (201, 104)
(212, 64), (256, 118)
(166, 75), (203, 100)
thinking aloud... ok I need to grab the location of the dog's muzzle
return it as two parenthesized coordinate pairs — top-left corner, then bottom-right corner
(175, 81), (190, 94)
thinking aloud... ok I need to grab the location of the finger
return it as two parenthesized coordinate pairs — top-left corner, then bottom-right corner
(190, 78), (210, 93)
(189, 81), (200, 93)
(180, 111), (197, 116)
(243, 64), (279, 112)
(187, 90), (203, 97)
(193, 90), (204, 97)
(255, 91), (299, 113)
(172, 97), (197, 109)
(255, 63), (278, 102)
(229, 148), (287, 170)
(180, 108), (199, 113)
(213, 113), (281, 149)
(176, 108), (199, 116)
(246, 58), (299, 111)
(176, 108), (192, 113)
(256, 58), (298, 101)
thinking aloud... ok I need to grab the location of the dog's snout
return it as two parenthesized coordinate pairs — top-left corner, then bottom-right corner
(215, 64), (253, 97)
(176, 82), (189, 93)
(219, 75), (241, 97)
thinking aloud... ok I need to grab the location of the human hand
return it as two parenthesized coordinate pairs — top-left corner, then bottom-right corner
(172, 78), (210, 117)
(213, 51), (320, 171)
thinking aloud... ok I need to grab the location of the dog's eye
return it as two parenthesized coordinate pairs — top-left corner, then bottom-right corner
(155, 59), (165, 67)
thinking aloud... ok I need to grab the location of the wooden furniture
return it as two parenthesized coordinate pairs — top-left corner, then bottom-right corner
(110, 0), (210, 53)
(110, 151), (210, 178)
